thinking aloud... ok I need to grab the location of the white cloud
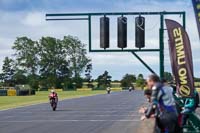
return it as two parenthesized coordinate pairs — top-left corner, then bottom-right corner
(22, 12), (45, 27)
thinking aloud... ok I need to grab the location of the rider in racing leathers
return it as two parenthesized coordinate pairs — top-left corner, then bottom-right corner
(49, 90), (58, 103)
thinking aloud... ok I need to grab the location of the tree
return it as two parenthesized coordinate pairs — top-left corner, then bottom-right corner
(38, 37), (70, 88)
(136, 74), (145, 88)
(12, 37), (38, 75)
(97, 71), (112, 89)
(12, 37), (39, 88)
(164, 72), (173, 82)
(85, 63), (93, 88)
(38, 36), (90, 89)
(194, 77), (200, 82)
(27, 74), (40, 90)
(0, 57), (15, 86)
(138, 74), (144, 79)
(12, 69), (27, 85)
(62, 36), (91, 78)
(62, 36), (91, 88)
(120, 74), (136, 87)
(3, 35), (90, 89)
(73, 76), (83, 88)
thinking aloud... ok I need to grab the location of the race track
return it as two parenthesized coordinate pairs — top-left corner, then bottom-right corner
(0, 91), (145, 133)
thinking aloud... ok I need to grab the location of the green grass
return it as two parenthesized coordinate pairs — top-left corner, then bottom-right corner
(0, 90), (106, 110)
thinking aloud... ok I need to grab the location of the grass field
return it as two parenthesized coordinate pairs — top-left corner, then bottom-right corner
(0, 90), (106, 110)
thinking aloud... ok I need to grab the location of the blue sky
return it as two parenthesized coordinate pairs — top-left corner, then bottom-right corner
(0, 0), (187, 11)
(0, 0), (199, 80)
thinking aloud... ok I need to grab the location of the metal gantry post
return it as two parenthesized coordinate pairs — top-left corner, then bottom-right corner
(131, 52), (156, 74)
(88, 15), (92, 52)
(183, 12), (186, 29)
(159, 14), (164, 79)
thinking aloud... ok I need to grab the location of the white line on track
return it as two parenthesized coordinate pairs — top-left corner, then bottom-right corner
(23, 110), (138, 112)
(2, 114), (141, 117)
(0, 119), (141, 123)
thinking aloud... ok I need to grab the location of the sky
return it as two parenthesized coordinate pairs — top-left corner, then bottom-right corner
(0, 0), (199, 80)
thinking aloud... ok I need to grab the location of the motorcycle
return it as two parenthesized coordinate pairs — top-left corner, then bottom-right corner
(129, 86), (134, 92)
(129, 87), (132, 92)
(49, 94), (57, 111)
(107, 87), (111, 94)
(107, 90), (111, 94)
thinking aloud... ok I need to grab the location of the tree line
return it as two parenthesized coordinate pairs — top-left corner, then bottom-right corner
(0, 35), (181, 90)
(0, 36), (90, 90)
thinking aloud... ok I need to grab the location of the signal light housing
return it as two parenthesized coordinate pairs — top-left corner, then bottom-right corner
(100, 16), (110, 49)
(135, 16), (145, 49)
(117, 16), (127, 49)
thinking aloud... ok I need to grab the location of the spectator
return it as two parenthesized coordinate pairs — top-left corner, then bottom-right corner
(139, 89), (155, 117)
(161, 79), (168, 86)
(181, 89), (199, 126)
(140, 74), (179, 133)
(161, 79), (173, 94)
(181, 97), (195, 126)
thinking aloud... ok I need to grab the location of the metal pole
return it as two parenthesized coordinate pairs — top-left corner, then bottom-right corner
(90, 49), (160, 52)
(88, 15), (92, 52)
(46, 11), (185, 17)
(182, 12), (186, 29)
(159, 14), (164, 79)
(46, 18), (88, 21)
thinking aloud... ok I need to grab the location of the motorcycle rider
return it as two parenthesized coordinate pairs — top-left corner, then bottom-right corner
(107, 87), (111, 94)
(140, 74), (178, 133)
(49, 90), (58, 104)
(129, 86), (133, 92)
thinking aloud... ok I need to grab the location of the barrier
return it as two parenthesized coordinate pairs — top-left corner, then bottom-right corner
(0, 90), (7, 96)
(48, 89), (63, 92)
(0, 85), (35, 96)
(31, 90), (36, 95)
(17, 90), (29, 96)
(7, 89), (16, 96)
(111, 88), (122, 91)
(77, 88), (92, 91)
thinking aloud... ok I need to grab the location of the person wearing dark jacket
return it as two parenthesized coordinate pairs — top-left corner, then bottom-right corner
(140, 74), (178, 133)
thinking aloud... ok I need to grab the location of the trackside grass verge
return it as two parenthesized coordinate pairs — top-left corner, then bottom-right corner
(0, 90), (106, 110)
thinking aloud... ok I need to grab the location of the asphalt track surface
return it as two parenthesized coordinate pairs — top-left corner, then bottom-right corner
(0, 90), (145, 133)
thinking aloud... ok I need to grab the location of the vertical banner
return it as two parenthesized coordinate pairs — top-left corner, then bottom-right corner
(192, 0), (200, 39)
(165, 19), (194, 97)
